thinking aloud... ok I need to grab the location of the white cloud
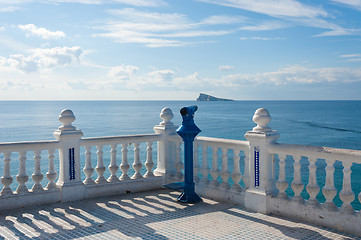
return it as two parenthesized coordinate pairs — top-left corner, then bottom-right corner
(239, 37), (285, 40)
(197, 0), (328, 18)
(218, 65), (234, 71)
(0, 6), (19, 12)
(331, 0), (361, 11)
(18, 24), (66, 39)
(220, 66), (361, 86)
(0, 0), (167, 6)
(108, 64), (138, 80)
(239, 21), (289, 31)
(95, 8), (237, 47)
(199, 0), (357, 37)
(339, 54), (361, 62)
(0, 46), (82, 73)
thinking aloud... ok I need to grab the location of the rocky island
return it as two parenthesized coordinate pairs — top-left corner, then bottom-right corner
(196, 93), (233, 101)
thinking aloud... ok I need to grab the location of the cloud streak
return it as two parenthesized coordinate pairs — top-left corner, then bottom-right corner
(95, 8), (237, 47)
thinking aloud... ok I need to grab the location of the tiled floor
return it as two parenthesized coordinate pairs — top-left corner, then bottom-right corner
(0, 189), (359, 240)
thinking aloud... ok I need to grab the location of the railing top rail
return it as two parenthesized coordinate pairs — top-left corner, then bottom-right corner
(269, 142), (361, 163)
(80, 133), (161, 146)
(195, 136), (249, 151)
(0, 140), (59, 152)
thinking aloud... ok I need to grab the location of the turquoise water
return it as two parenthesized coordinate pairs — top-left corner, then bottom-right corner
(0, 101), (360, 209)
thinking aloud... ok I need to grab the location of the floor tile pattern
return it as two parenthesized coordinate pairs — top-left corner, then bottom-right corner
(0, 189), (359, 240)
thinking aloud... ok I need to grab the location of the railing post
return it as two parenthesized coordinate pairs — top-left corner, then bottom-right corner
(53, 109), (84, 202)
(244, 108), (279, 214)
(153, 107), (178, 184)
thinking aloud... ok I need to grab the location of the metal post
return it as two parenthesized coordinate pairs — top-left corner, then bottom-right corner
(164, 105), (202, 203)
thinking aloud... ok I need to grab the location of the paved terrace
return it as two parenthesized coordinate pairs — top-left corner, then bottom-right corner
(0, 189), (359, 240)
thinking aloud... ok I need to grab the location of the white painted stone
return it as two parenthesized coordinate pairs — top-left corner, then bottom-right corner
(153, 107), (178, 184)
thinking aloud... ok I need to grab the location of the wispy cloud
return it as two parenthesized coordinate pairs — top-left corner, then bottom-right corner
(18, 24), (66, 39)
(340, 53), (361, 62)
(0, 46), (82, 73)
(95, 8), (237, 47)
(198, 0), (357, 37)
(218, 65), (234, 71)
(0, 0), (167, 7)
(239, 21), (289, 31)
(197, 0), (328, 18)
(331, 0), (361, 11)
(240, 37), (285, 40)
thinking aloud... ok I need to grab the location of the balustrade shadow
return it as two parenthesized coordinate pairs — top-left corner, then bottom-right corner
(0, 189), (357, 239)
(224, 208), (353, 240)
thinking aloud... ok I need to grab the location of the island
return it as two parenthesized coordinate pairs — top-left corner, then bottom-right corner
(196, 93), (233, 101)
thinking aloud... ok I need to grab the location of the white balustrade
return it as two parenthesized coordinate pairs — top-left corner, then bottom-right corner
(144, 141), (154, 178)
(16, 151), (28, 194)
(83, 146), (94, 184)
(1, 152), (13, 196)
(200, 144), (209, 184)
(220, 147), (230, 189)
(108, 144), (119, 182)
(276, 154), (288, 199)
(45, 149), (57, 190)
(210, 146), (220, 187)
(31, 150), (43, 192)
(120, 143), (130, 180)
(339, 161), (355, 213)
(0, 106), (360, 237)
(291, 155), (304, 202)
(95, 145), (106, 184)
(322, 158), (337, 210)
(231, 149), (242, 191)
(131, 142), (143, 179)
(306, 157), (320, 206)
(194, 137), (249, 191)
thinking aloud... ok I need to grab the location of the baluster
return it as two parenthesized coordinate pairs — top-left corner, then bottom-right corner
(276, 154), (288, 199)
(193, 143), (200, 182)
(231, 149), (242, 191)
(144, 141), (154, 178)
(220, 147), (230, 189)
(322, 158), (337, 210)
(1, 152), (13, 196)
(291, 155), (304, 203)
(200, 144), (210, 184)
(174, 141), (183, 180)
(45, 149), (57, 190)
(119, 143), (130, 180)
(108, 144), (119, 182)
(16, 151), (29, 194)
(32, 150), (44, 192)
(131, 142), (143, 179)
(306, 157), (320, 206)
(83, 146), (95, 184)
(339, 161), (355, 213)
(210, 146), (220, 187)
(95, 145), (107, 184)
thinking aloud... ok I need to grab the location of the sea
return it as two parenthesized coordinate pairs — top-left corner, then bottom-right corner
(0, 101), (360, 209)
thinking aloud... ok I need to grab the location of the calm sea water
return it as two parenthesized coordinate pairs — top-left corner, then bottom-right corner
(0, 101), (360, 209)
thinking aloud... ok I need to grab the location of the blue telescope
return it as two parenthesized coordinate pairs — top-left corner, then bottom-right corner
(164, 105), (202, 203)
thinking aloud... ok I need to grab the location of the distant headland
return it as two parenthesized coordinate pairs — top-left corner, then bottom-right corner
(196, 93), (234, 101)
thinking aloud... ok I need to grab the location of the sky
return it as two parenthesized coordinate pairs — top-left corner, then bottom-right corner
(0, 0), (361, 100)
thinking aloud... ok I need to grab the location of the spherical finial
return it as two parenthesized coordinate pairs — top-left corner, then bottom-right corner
(58, 109), (76, 131)
(252, 108), (271, 132)
(159, 107), (174, 126)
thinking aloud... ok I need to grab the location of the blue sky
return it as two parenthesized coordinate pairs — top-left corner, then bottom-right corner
(0, 0), (360, 100)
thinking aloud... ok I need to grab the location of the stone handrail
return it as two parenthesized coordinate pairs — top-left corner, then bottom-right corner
(0, 106), (360, 236)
